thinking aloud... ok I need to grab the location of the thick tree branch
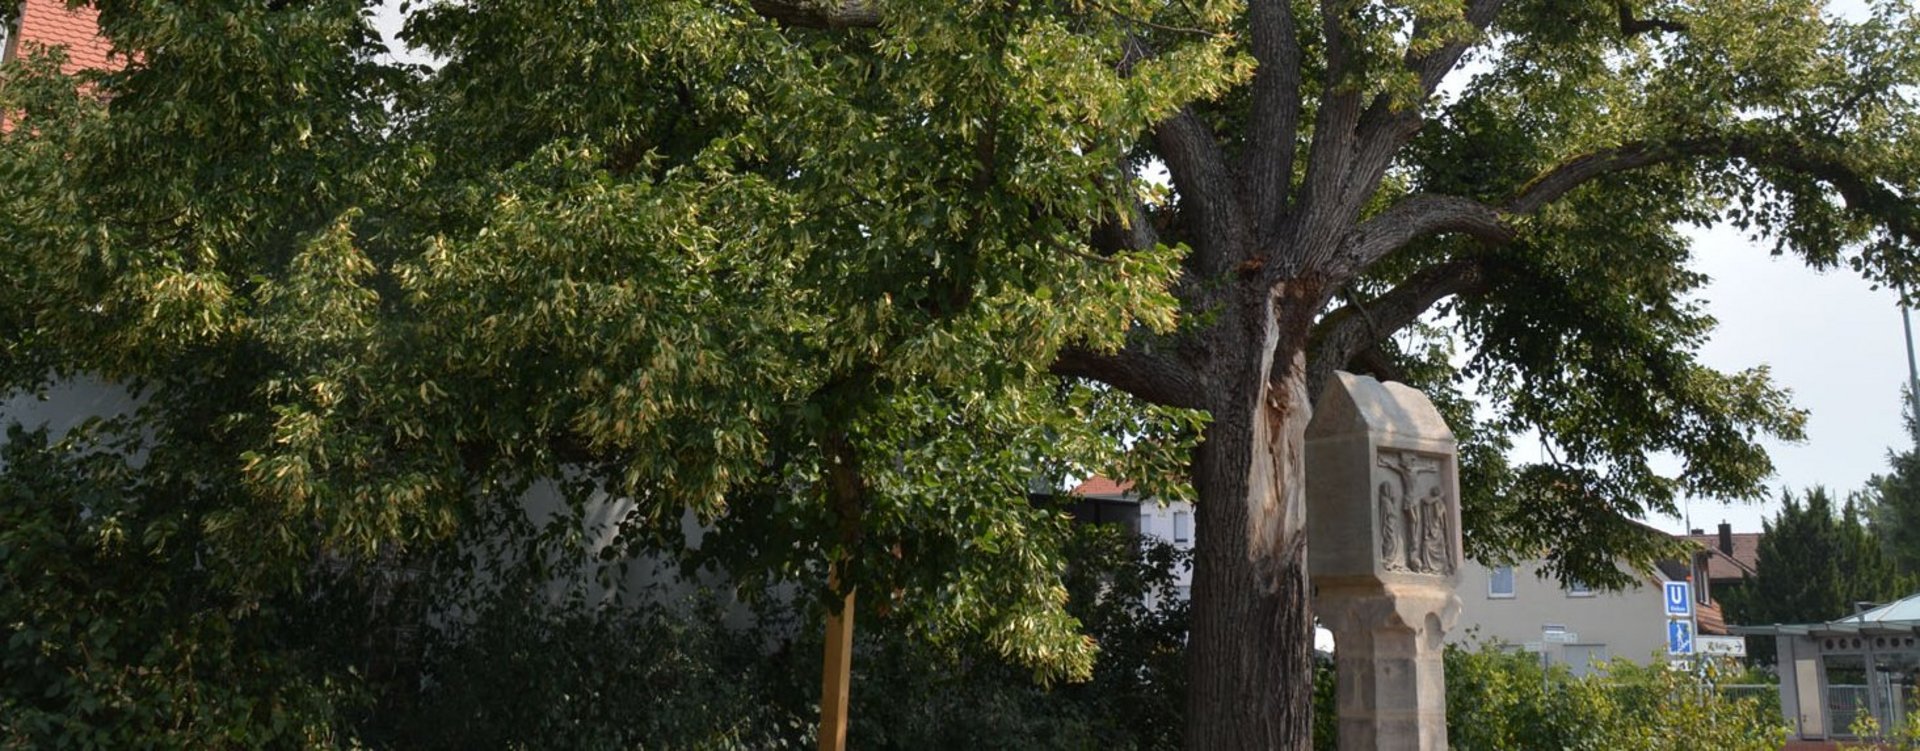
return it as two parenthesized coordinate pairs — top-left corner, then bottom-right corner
(1508, 133), (1919, 238)
(1505, 141), (1677, 215)
(1721, 136), (1920, 245)
(1348, 0), (1505, 193)
(748, 0), (882, 28)
(1333, 194), (1513, 277)
(1337, 131), (1920, 279)
(1155, 108), (1250, 279)
(1324, 130), (1920, 360)
(1306, 258), (1492, 393)
(1348, 342), (1410, 385)
(1294, 1), (1504, 276)
(1051, 346), (1207, 411)
(1246, 0), (1303, 242)
(1291, 1), (1368, 271)
(1330, 140), (1705, 278)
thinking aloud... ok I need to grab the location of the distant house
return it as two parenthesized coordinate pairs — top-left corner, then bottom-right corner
(1067, 477), (1194, 605)
(1675, 521), (1762, 610)
(1448, 525), (1755, 676)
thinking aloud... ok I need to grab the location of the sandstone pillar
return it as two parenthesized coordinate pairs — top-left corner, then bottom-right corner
(1307, 372), (1462, 751)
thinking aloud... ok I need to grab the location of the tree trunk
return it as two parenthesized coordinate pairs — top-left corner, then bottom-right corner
(1184, 285), (1321, 750)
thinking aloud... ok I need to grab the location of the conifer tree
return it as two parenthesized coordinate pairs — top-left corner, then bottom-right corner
(1725, 487), (1909, 633)
(1866, 402), (1920, 575)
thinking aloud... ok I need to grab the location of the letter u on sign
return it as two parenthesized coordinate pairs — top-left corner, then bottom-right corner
(1663, 581), (1691, 617)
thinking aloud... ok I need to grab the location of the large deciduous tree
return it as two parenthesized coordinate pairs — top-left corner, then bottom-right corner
(8, 1), (1920, 749)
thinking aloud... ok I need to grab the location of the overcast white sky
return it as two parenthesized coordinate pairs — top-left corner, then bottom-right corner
(1637, 228), (1911, 535)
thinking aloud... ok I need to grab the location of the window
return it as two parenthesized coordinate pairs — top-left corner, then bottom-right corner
(1693, 556), (1712, 604)
(1567, 579), (1593, 597)
(1172, 511), (1193, 545)
(1489, 565), (1515, 598)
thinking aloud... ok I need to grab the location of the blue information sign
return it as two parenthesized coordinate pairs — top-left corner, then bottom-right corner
(1663, 581), (1692, 617)
(1667, 619), (1694, 656)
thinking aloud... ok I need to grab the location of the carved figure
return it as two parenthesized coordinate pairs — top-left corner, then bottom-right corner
(1403, 493), (1419, 570)
(1378, 481), (1404, 570)
(1377, 448), (1449, 574)
(1418, 485), (1450, 573)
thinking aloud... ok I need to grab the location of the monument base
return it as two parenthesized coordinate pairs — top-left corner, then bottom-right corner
(1316, 582), (1460, 751)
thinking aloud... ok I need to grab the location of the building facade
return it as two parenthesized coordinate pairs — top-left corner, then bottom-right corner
(1450, 559), (1671, 675)
(1449, 531), (1746, 676)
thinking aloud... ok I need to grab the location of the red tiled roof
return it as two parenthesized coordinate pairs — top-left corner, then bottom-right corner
(1679, 531), (1762, 582)
(16, 0), (115, 74)
(1070, 476), (1135, 498)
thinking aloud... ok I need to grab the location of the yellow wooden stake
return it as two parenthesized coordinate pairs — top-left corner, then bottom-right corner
(817, 587), (856, 751)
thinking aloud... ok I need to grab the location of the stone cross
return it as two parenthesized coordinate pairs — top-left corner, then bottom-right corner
(1306, 372), (1462, 751)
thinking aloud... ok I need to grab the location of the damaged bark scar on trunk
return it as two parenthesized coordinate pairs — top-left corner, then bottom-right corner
(1244, 282), (1319, 590)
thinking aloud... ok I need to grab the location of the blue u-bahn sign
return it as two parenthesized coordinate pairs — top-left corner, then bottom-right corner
(1663, 581), (1692, 617)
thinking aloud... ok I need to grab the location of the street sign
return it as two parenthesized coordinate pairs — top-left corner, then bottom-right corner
(1663, 581), (1692, 617)
(1698, 635), (1746, 657)
(1667, 619), (1694, 655)
(1544, 630), (1579, 644)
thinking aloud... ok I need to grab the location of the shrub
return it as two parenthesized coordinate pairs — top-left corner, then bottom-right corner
(1442, 645), (1788, 751)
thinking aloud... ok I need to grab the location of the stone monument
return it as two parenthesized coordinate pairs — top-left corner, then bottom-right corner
(1306, 371), (1462, 751)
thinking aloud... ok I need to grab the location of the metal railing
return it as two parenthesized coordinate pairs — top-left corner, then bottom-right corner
(1717, 683), (1779, 707)
(1827, 684), (1912, 739)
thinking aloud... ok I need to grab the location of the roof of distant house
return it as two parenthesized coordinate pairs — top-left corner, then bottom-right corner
(1070, 476), (1135, 498)
(1678, 531), (1762, 582)
(16, 0), (116, 74)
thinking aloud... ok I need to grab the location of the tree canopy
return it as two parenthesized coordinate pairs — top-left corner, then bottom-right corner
(7, 0), (1920, 747)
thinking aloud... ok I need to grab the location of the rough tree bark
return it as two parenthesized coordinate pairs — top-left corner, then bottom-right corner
(1184, 279), (1325, 749)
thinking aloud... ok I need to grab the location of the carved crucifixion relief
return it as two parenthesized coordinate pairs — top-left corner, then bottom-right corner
(1375, 449), (1452, 575)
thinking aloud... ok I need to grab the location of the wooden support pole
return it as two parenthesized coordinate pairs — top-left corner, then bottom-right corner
(818, 425), (865, 751)
(817, 585), (856, 751)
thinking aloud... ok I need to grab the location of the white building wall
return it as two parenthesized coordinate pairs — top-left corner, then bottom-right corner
(1132, 500), (1195, 606)
(1450, 559), (1673, 676)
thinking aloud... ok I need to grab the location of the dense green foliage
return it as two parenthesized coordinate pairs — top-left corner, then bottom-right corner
(0, 425), (388, 749)
(1438, 647), (1786, 751)
(1843, 692), (1920, 746)
(2, 0), (1216, 709)
(8, 0), (1920, 746)
(1722, 487), (1911, 655)
(367, 525), (1191, 750)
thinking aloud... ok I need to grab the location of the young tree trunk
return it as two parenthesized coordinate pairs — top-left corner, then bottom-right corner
(1183, 287), (1320, 751)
